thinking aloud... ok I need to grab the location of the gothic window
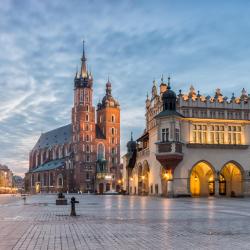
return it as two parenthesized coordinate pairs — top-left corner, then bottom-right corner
(86, 105), (89, 112)
(161, 128), (169, 142)
(111, 127), (115, 135)
(80, 90), (83, 103)
(86, 145), (90, 152)
(111, 115), (115, 123)
(86, 155), (90, 162)
(111, 147), (115, 155)
(112, 137), (115, 144)
(86, 92), (89, 102)
(57, 175), (63, 187)
(85, 124), (89, 131)
(86, 135), (89, 142)
(50, 173), (53, 186)
(32, 174), (35, 186)
(97, 143), (104, 160)
(86, 172), (90, 180)
(86, 114), (89, 122)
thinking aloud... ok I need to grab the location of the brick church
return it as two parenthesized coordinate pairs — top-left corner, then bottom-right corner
(25, 42), (121, 194)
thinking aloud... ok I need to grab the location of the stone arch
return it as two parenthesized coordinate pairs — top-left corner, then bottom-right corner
(189, 160), (216, 197)
(219, 161), (244, 197)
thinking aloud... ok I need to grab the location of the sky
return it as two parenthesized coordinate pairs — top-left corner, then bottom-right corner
(1, 0), (250, 176)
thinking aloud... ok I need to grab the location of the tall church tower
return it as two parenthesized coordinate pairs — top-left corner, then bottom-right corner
(72, 41), (96, 192)
(96, 79), (120, 189)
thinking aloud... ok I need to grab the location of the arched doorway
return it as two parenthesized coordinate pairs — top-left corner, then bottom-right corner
(220, 161), (243, 197)
(137, 164), (143, 195)
(142, 161), (150, 195)
(99, 183), (104, 194)
(57, 174), (63, 190)
(106, 183), (111, 192)
(190, 161), (215, 197)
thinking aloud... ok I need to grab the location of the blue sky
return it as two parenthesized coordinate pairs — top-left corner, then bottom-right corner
(1, 0), (250, 176)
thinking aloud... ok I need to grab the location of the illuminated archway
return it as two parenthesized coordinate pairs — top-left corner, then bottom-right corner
(190, 161), (215, 197)
(142, 161), (150, 195)
(220, 161), (243, 197)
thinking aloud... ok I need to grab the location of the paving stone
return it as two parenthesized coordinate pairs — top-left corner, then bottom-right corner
(0, 195), (250, 249)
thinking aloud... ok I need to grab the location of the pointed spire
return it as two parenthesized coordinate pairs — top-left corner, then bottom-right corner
(161, 74), (164, 83)
(167, 75), (171, 90)
(75, 65), (78, 79)
(80, 40), (87, 77)
(131, 131), (133, 141)
(106, 75), (112, 96)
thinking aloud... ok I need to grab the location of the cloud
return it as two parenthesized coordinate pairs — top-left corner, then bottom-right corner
(0, 0), (250, 176)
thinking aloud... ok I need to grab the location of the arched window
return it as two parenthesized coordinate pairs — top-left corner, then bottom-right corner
(80, 90), (83, 102)
(111, 127), (115, 135)
(86, 105), (89, 112)
(86, 145), (90, 152)
(57, 174), (63, 187)
(86, 114), (89, 122)
(111, 115), (115, 123)
(86, 135), (89, 142)
(97, 143), (105, 159)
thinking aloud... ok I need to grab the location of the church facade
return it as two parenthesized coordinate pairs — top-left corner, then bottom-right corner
(123, 77), (250, 197)
(25, 43), (121, 194)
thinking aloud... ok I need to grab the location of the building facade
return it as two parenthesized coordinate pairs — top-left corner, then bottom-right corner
(25, 42), (121, 194)
(0, 164), (13, 193)
(123, 76), (250, 197)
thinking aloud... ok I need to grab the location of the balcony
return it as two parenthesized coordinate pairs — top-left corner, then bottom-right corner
(155, 141), (183, 169)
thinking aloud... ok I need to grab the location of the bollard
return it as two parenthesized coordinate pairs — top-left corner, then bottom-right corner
(70, 197), (79, 216)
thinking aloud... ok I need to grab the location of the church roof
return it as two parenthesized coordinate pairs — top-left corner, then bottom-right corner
(29, 158), (66, 173)
(33, 124), (72, 151)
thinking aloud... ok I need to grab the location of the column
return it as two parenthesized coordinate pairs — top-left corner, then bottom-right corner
(214, 179), (219, 197)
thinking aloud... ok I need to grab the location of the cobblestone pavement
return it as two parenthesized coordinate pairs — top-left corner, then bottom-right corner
(0, 195), (250, 250)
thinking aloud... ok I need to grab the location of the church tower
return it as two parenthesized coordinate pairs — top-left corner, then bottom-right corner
(96, 79), (120, 189)
(72, 41), (96, 192)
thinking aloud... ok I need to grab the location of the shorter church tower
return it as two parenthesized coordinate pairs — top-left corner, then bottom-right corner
(96, 79), (120, 191)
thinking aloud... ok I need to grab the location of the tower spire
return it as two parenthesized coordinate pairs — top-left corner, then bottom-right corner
(80, 40), (87, 77)
(167, 75), (171, 90)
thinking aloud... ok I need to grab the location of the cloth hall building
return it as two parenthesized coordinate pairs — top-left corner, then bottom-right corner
(123, 77), (250, 197)
(25, 43), (121, 194)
